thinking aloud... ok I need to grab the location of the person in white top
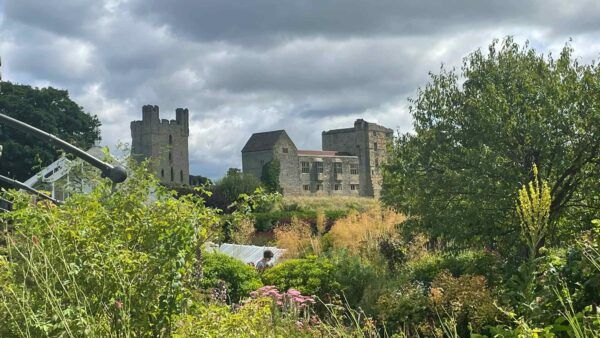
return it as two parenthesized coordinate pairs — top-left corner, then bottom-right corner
(255, 250), (274, 272)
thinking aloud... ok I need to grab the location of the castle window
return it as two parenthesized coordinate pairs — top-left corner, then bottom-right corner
(334, 162), (342, 174)
(315, 184), (322, 191)
(372, 131), (376, 136)
(170, 167), (174, 181)
(350, 164), (358, 175)
(169, 152), (172, 161)
(180, 170), (183, 183)
(315, 162), (324, 173)
(169, 134), (173, 145)
(351, 184), (359, 191)
(374, 142), (378, 151)
(303, 184), (310, 191)
(375, 158), (379, 167)
(301, 161), (310, 173)
(161, 169), (164, 177)
(282, 147), (289, 153)
(334, 184), (341, 191)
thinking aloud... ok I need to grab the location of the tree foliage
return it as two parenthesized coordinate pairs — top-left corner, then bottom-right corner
(0, 81), (101, 181)
(382, 38), (600, 252)
(261, 159), (281, 193)
(206, 168), (262, 212)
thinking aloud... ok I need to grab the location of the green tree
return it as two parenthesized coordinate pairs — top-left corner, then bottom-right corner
(382, 38), (600, 252)
(207, 169), (262, 212)
(0, 81), (101, 181)
(261, 160), (281, 193)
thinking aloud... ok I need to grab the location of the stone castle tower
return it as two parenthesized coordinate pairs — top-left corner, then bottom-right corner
(130, 105), (190, 185)
(322, 119), (392, 198)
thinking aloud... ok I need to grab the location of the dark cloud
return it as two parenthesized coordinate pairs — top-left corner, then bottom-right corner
(2, 0), (600, 178)
(129, 0), (600, 45)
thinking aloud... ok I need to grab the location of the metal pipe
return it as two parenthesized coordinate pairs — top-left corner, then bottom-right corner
(0, 174), (61, 205)
(0, 113), (127, 184)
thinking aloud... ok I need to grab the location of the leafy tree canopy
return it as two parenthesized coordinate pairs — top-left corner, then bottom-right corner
(382, 37), (599, 253)
(207, 168), (262, 212)
(0, 81), (101, 181)
(261, 159), (281, 193)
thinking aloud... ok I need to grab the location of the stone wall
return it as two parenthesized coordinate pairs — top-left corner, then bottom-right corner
(273, 136), (301, 196)
(297, 155), (360, 196)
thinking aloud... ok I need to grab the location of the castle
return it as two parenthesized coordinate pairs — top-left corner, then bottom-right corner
(130, 105), (190, 185)
(242, 119), (393, 198)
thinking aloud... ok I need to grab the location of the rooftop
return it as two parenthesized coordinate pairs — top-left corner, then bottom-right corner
(242, 130), (288, 152)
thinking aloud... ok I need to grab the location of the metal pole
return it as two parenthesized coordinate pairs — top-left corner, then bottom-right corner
(0, 174), (61, 205)
(0, 113), (127, 184)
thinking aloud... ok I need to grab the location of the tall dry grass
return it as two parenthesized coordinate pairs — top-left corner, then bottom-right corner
(274, 216), (321, 258)
(327, 206), (405, 255)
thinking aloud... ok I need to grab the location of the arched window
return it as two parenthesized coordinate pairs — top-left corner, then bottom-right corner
(161, 169), (164, 177)
(169, 134), (173, 145)
(168, 152), (172, 161)
(180, 170), (183, 183)
(170, 167), (174, 181)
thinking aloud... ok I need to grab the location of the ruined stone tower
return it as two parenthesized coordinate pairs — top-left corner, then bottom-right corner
(322, 119), (393, 198)
(130, 105), (190, 185)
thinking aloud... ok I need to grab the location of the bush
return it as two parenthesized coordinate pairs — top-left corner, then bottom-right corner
(0, 163), (219, 336)
(199, 252), (263, 303)
(207, 169), (262, 212)
(429, 271), (498, 336)
(327, 250), (376, 308)
(262, 256), (341, 299)
(375, 282), (429, 335)
(407, 249), (503, 286)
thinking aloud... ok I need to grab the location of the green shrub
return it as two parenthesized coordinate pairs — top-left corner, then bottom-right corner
(207, 169), (262, 212)
(175, 294), (380, 337)
(326, 249), (375, 308)
(407, 249), (503, 286)
(262, 256), (341, 299)
(199, 252), (262, 303)
(375, 282), (429, 335)
(430, 271), (498, 336)
(0, 162), (219, 336)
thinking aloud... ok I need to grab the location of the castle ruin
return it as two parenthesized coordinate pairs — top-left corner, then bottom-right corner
(130, 105), (190, 185)
(242, 119), (393, 198)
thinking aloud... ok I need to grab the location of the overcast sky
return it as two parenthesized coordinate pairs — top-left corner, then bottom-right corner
(1, 0), (600, 178)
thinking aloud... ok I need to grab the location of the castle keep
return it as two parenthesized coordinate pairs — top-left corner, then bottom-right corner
(242, 119), (393, 198)
(131, 105), (190, 185)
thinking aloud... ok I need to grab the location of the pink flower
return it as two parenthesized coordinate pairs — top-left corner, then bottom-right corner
(292, 297), (305, 303)
(250, 291), (258, 298)
(287, 289), (301, 297)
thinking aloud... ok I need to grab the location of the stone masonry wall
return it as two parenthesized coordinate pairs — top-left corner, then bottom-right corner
(297, 155), (360, 196)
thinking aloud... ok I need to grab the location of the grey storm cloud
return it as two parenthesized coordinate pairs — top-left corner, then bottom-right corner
(2, 0), (600, 178)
